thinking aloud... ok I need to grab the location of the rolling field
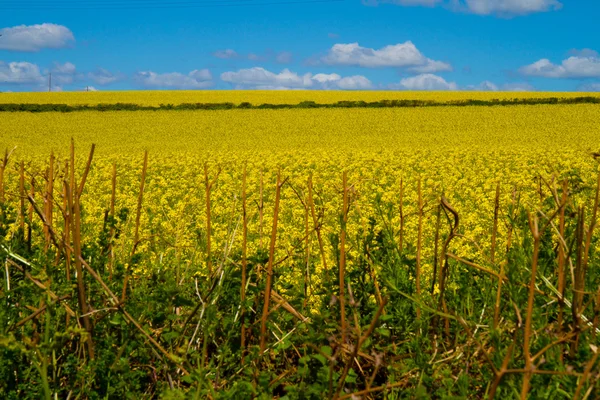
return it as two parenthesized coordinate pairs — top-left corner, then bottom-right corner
(2, 89), (600, 106)
(1, 95), (600, 398)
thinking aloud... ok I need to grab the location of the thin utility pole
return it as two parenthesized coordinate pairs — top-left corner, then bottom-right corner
(48, 73), (52, 92)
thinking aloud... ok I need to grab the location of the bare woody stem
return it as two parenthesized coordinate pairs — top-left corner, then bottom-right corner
(339, 171), (349, 343)
(122, 150), (148, 302)
(260, 170), (283, 353)
(416, 178), (423, 318)
(240, 164), (248, 357)
(521, 213), (541, 399)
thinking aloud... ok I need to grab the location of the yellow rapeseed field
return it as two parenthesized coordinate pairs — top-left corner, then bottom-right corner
(1, 90), (600, 106)
(1, 101), (599, 295)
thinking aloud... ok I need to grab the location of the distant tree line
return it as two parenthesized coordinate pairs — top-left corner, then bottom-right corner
(0, 97), (599, 112)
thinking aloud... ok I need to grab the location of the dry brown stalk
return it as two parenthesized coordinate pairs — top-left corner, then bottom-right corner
(494, 185), (517, 329)
(339, 171), (349, 343)
(203, 163), (221, 277)
(438, 196), (459, 337)
(571, 207), (585, 357)
(44, 152), (54, 250)
(26, 193), (189, 374)
(9, 295), (71, 331)
(271, 291), (308, 322)
(27, 174), (34, 251)
(416, 178), (423, 318)
(259, 170), (283, 353)
(77, 144), (96, 198)
(6, 258), (76, 318)
(64, 180), (95, 359)
(63, 160), (71, 282)
(333, 297), (388, 399)
(431, 203), (442, 294)
(304, 179), (311, 307)
(491, 182), (500, 264)
(109, 161), (116, 280)
(122, 150), (148, 302)
(0, 148), (15, 204)
(259, 169), (264, 251)
(520, 213), (541, 399)
(70, 139), (75, 202)
(398, 178), (404, 254)
(241, 164), (248, 357)
(19, 162), (25, 240)
(446, 253), (504, 280)
(558, 180), (568, 331)
(573, 348), (600, 400)
(337, 380), (407, 400)
(308, 175), (328, 285)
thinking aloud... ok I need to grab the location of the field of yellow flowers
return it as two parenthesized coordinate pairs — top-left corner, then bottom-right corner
(1, 97), (600, 398)
(2, 89), (600, 106)
(1, 103), (599, 285)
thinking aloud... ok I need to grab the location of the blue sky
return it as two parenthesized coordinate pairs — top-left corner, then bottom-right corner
(1, 0), (600, 92)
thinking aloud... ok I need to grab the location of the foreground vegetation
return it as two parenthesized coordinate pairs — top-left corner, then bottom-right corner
(1, 99), (600, 398)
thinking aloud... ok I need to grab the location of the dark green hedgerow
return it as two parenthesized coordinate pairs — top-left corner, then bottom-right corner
(0, 96), (599, 112)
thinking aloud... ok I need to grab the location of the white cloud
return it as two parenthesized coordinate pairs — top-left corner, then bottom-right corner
(520, 54), (600, 78)
(578, 82), (600, 92)
(392, 73), (458, 90)
(0, 61), (45, 84)
(501, 82), (535, 91)
(312, 73), (342, 83)
(221, 67), (313, 89)
(0, 23), (75, 52)
(409, 59), (453, 73)
(377, 0), (561, 16)
(335, 76), (373, 89)
(568, 49), (599, 58)
(221, 67), (372, 90)
(50, 62), (80, 85)
(88, 68), (121, 85)
(275, 51), (293, 64)
(134, 69), (213, 89)
(322, 42), (451, 72)
(213, 49), (238, 59)
(463, 0), (562, 15)
(467, 80), (499, 91)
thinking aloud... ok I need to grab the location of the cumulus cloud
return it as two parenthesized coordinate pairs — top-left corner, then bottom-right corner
(221, 67), (313, 89)
(275, 51), (293, 64)
(501, 82), (536, 91)
(221, 67), (372, 90)
(88, 67), (122, 85)
(212, 49), (238, 59)
(520, 53), (600, 78)
(462, 0), (562, 15)
(335, 76), (373, 89)
(568, 49), (599, 58)
(49, 62), (84, 86)
(0, 23), (75, 52)
(391, 73), (458, 90)
(321, 42), (451, 72)
(467, 80), (499, 91)
(578, 82), (600, 92)
(134, 69), (213, 89)
(0, 61), (45, 84)
(374, 0), (561, 16)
